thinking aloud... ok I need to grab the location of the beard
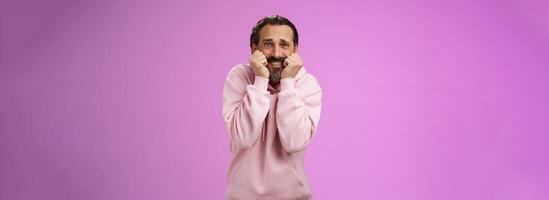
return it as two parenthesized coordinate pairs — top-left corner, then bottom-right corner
(268, 67), (282, 85)
(266, 56), (286, 85)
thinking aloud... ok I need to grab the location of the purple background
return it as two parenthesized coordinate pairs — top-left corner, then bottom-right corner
(1, 0), (549, 199)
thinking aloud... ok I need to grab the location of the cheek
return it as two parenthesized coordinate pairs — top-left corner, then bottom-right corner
(259, 48), (272, 55)
(281, 52), (290, 58)
(284, 49), (295, 56)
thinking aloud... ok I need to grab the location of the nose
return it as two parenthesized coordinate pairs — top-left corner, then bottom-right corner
(273, 45), (283, 58)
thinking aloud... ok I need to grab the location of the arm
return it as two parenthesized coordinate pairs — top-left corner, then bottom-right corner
(276, 76), (322, 153)
(222, 68), (271, 149)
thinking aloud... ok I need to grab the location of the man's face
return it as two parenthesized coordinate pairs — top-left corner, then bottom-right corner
(252, 24), (297, 84)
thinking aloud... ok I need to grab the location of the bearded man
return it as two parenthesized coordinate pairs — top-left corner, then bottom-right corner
(222, 15), (322, 200)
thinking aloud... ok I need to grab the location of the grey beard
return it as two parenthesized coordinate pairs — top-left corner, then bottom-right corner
(268, 67), (282, 85)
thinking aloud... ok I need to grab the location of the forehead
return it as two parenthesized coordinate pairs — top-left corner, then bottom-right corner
(259, 24), (293, 43)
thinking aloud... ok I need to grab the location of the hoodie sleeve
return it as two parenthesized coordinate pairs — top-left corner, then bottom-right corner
(276, 75), (322, 153)
(222, 67), (271, 149)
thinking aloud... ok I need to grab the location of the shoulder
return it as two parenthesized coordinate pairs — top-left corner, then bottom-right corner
(296, 68), (321, 92)
(225, 63), (254, 85)
(227, 63), (251, 75)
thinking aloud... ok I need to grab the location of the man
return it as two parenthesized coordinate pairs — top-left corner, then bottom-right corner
(222, 15), (322, 200)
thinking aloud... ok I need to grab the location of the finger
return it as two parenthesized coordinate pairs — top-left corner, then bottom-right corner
(258, 56), (267, 63)
(288, 53), (297, 59)
(284, 58), (294, 66)
(291, 54), (301, 62)
(258, 58), (267, 66)
(285, 56), (295, 62)
(252, 55), (266, 63)
(284, 59), (291, 67)
(253, 50), (263, 56)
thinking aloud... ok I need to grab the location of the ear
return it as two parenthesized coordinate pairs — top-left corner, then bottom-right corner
(294, 44), (299, 52)
(251, 43), (258, 54)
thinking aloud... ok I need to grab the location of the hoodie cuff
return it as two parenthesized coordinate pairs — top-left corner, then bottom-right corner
(280, 78), (296, 91)
(253, 76), (269, 90)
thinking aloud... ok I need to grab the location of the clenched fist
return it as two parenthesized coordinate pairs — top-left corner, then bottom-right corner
(281, 53), (303, 79)
(249, 50), (269, 78)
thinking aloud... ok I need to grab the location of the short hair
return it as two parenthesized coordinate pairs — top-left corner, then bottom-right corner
(250, 15), (299, 49)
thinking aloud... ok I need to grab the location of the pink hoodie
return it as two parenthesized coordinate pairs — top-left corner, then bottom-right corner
(222, 63), (322, 200)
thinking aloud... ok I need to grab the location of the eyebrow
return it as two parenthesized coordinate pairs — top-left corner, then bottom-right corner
(261, 38), (290, 43)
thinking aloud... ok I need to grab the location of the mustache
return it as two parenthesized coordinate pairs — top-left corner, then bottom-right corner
(266, 56), (286, 63)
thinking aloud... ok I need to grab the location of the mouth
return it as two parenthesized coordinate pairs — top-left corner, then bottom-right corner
(268, 61), (284, 68)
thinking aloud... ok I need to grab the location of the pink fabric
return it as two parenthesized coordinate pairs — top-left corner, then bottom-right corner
(222, 64), (322, 200)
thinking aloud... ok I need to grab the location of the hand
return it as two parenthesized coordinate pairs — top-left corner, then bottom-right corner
(281, 53), (303, 79)
(249, 50), (269, 78)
